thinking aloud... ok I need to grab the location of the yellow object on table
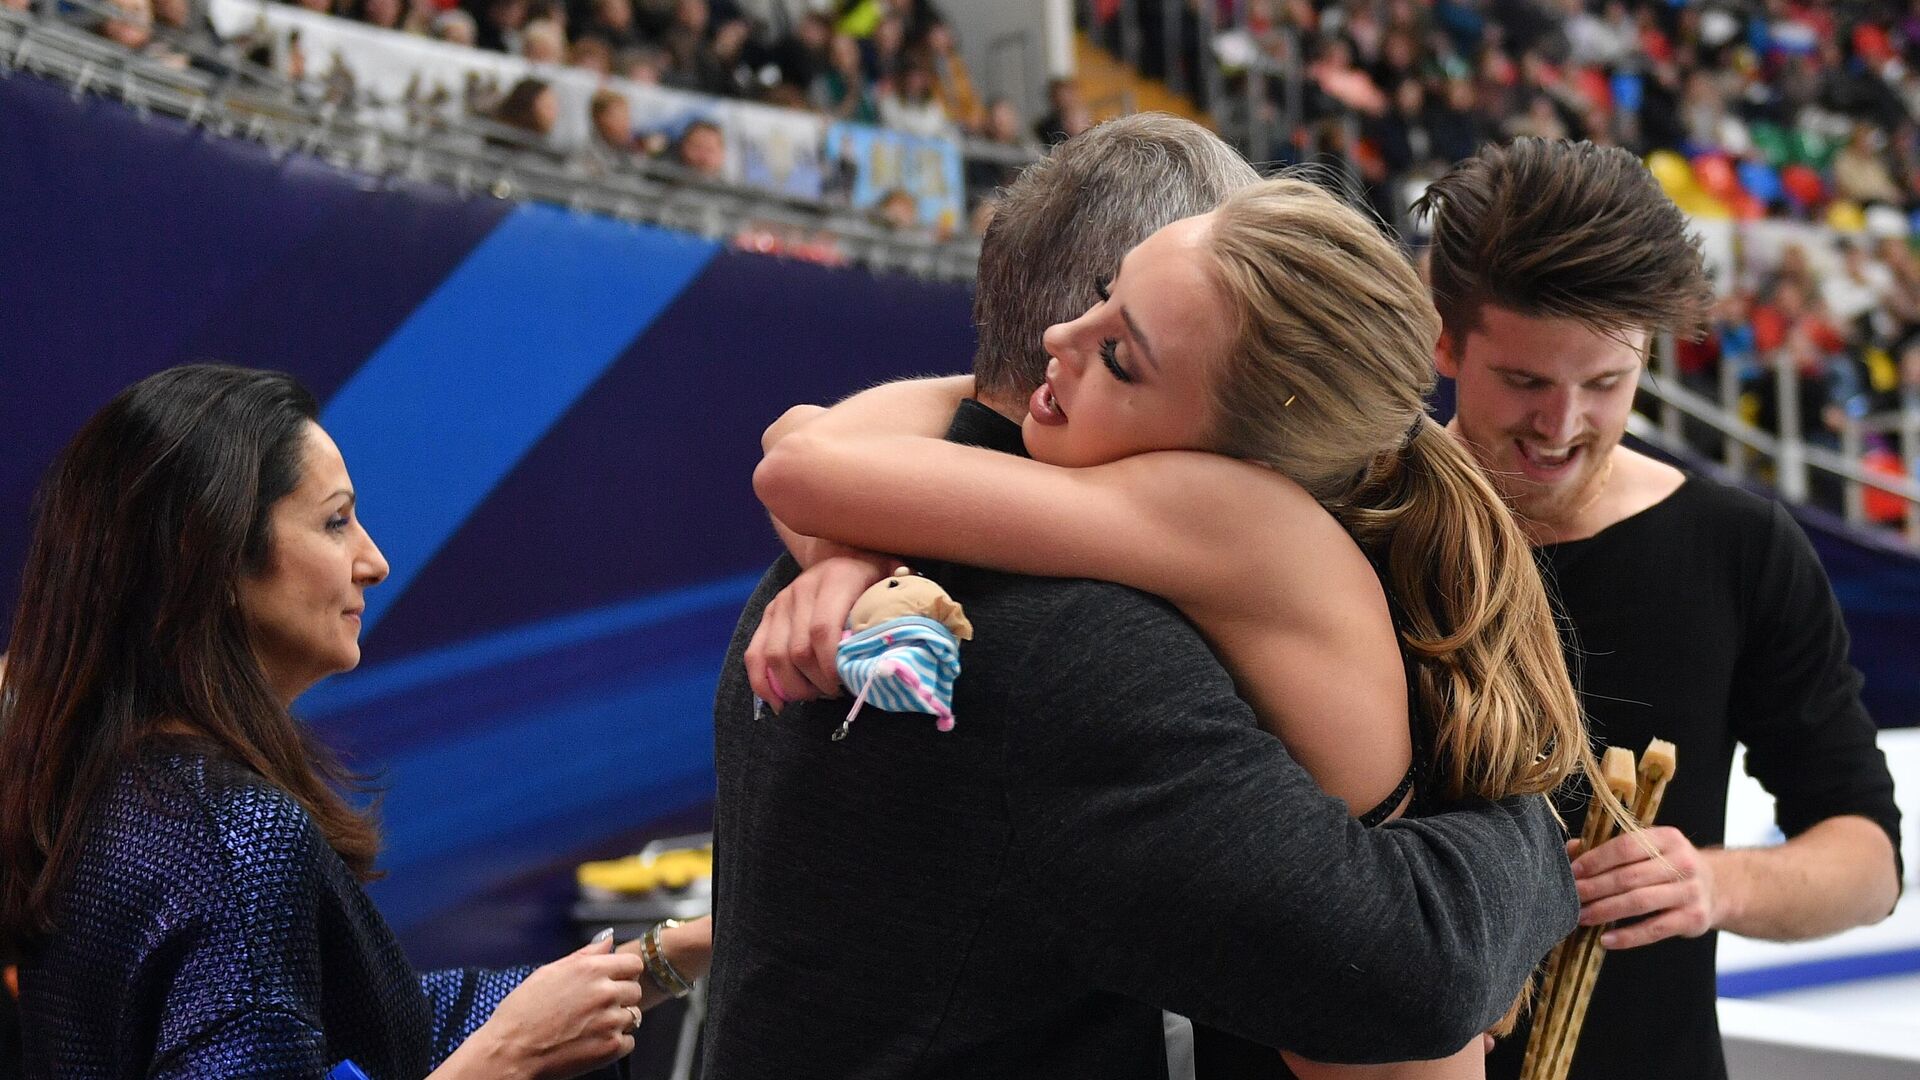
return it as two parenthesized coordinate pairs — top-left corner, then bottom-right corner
(576, 844), (713, 898)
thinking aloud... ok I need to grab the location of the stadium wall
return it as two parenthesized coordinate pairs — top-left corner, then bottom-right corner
(0, 71), (975, 963)
(3, 69), (1915, 966)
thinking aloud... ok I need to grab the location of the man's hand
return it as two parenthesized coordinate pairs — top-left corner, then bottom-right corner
(1570, 827), (1720, 949)
(746, 554), (897, 708)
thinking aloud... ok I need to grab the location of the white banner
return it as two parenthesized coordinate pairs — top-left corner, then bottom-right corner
(207, 0), (827, 196)
(208, 0), (549, 134)
(726, 102), (825, 200)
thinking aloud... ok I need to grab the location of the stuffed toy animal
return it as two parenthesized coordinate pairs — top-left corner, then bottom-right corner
(832, 567), (972, 739)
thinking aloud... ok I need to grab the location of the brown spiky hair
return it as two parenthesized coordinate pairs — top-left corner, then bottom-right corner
(1412, 138), (1714, 343)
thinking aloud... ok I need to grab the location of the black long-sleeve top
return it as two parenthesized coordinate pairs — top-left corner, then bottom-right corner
(1488, 476), (1902, 1080)
(704, 401), (1579, 1078)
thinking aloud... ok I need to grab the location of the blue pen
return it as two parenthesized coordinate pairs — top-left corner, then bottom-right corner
(327, 1062), (372, 1080)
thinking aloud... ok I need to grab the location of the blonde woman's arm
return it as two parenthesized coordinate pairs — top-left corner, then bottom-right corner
(756, 378), (1311, 610)
(757, 378), (976, 571)
(760, 403), (892, 573)
(751, 375), (1415, 819)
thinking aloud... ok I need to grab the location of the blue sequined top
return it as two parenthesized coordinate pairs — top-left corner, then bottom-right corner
(17, 735), (532, 1079)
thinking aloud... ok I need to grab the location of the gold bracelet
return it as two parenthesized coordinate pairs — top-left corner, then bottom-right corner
(641, 918), (694, 998)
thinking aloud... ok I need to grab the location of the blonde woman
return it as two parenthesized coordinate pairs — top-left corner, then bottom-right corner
(752, 178), (1631, 1079)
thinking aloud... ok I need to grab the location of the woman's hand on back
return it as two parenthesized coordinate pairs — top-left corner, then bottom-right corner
(438, 936), (646, 1080)
(747, 554), (898, 708)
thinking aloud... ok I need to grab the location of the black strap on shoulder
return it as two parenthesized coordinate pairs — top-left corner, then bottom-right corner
(1357, 761), (1419, 828)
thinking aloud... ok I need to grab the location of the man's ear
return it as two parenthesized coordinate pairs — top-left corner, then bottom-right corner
(1434, 330), (1462, 380)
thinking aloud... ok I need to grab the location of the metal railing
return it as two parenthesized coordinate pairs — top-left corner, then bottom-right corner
(17, 2), (1918, 547)
(1643, 336), (1920, 546)
(1, 2), (993, 282)
(1071, 4), (1920, 547)
(1076, 0), (1217, 113)
(1075, 4), (1361, 189)
(984, 27), (1039, 130)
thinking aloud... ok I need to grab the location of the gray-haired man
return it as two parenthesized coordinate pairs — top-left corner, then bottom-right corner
(703, 115), (1578, 1078)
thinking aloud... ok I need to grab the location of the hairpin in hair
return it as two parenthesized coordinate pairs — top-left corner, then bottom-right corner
(1402, 415), (1425, 449)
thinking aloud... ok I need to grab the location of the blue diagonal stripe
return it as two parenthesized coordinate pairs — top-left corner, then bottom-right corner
(319, 203), (720, 628)
(367, 656), (723, 930)
(298, 574), (760, 927)
(298, 572), (761, 718)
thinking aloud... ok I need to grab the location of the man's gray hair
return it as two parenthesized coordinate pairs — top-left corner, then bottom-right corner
(972, 113), (1260, 406)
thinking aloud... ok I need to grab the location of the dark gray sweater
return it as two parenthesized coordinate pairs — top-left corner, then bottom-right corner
(703, 402), (1578, 1079)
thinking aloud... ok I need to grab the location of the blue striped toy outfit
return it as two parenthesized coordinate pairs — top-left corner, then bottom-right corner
(834, 616), (963, 733)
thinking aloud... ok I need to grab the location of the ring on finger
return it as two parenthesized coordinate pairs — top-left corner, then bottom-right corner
(626, 1004), (642, 1032)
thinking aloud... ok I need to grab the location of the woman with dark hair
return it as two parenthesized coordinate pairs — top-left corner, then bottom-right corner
(0, 365), (709, 1079)
(490, 76), (560, 145)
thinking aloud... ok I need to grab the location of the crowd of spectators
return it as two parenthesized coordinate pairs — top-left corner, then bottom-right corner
(64, 0), (219, 72)
(1192, 0), (1920, 529)
(45, 0), (1051, 243)
(54, 0), (1919, 523)
(28, 0), (1920, 522)
(222, 0), (1042, 234)
(1212, 2), (1920, 229)
(1679, 231), (1920, 527)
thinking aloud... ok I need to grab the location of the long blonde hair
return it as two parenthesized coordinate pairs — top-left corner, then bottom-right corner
(1204, 177), (1630, 829)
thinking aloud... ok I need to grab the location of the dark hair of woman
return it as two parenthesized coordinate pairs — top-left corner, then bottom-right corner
(0, 364), (379, 958)
(491, 76), (554, 135)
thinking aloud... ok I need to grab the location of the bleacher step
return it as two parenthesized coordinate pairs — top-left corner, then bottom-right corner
(1072, 32), (1213, 130)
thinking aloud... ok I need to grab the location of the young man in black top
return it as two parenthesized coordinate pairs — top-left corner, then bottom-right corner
(702, 115), (1581, 1079)
(1417, 139), (1904, 1080)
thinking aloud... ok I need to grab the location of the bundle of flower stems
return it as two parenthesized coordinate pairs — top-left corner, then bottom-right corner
(1518, 739), (1677, 1080)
